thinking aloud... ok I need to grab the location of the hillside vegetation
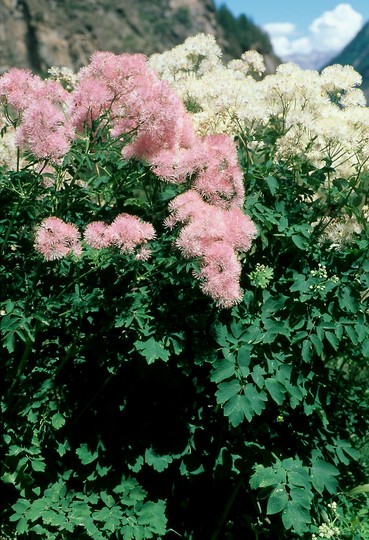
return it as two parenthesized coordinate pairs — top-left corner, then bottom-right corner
(0, 0), (279, 74)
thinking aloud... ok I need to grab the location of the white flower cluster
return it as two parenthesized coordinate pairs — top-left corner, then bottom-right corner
(47, 66), (78, 91)
(249, 262), (274, 289)
(309, 264), (339, 292)
(313, 521), (341, 538)
(311, 263), (329, 279)
(149, 33), (223, 82)
(150, 34), (369, 180)
(316, 215), (362, 249)
(150, 34), (267, 136)
(228, 50), (266, 77)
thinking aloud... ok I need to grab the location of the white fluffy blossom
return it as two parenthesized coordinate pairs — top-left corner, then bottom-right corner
(149, 35), (368, 185)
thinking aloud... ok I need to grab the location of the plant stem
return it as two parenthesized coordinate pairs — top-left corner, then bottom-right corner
(0, 199), (21, 258)
(210, 475), (244, 540)
(54, 326), (81, 379)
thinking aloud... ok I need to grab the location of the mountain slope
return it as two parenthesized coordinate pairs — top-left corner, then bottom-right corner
(0, 0), (279, 74)
(215, 4), (280, 71)
(327, 21), (369, 94)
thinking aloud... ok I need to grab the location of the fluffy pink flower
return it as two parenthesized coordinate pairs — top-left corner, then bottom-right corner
(192, 134), (245, 209)
(165, 190), (257, 307)
(34, 217), (82, 260)
(70, 77), (114, 131)
(135, 246), (152, 261)
(15, 100), (74, 160)
(81, 51), (148, 96)
(0, 68), (74, 160)
(73, 51), (151, 136)
(165, 190), (209, 229)
(119, 79), (192, 161)
(223, 208), (258, 252)
(150, 141), (202, 184)
(84, 221), (111, 248)
(108, 213), (155, 252)
(0, 68), (44, 111)
(198, 243), (243, 308)
(200, 268), (243, 308)
(38, 79), (70, 105)
(83, 214), (156, 256)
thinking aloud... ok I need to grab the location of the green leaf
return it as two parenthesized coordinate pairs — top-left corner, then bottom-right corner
(288, 469), (311, 490)
(134, 337), (170, 363)
(26, 499), (46, 520)
(266, 485), (288, 514)
(263, 319), (290, 338)
(31, 459), (46, 472)
(215, 325), (229, 347)
(265, 379), (286, 405)
(301, 339), (311, 362)
(334, 439), (358, 465)
(145, 448), (173, 472)
(210, 359), (235, 384)
(349, 484), (369, 496)
(51, 412), (66, 430)
(251, 365), (266, 388)
(3, 331), (15, 353)
(223, 394), (252, 425)
(282, 500), (311, 534)
(290, 274), (309, 294)
(230, 320), (244, 339)
(325, 331), (339, 350)
(241, 324), (264, 344)
(216, 380), (241, 404)
(288, 486), (312, 510)
(310, 458), (339, 494)
(345, 325), (358, 345)
(237, 345), (251, 376)
(310, 334), (323, 355)
(100, 491), (115, 508)
(250, 464), (286, 490)
(128, 455), (144, 473)
(362, 339), (369, 357)
(136, 500), (167, 534)
(266, 175), (279, 196)
(76, 443), (99, 465)
(57, 440), (70, 457)
(244, 384), (267, 416)
(286, 382), (304, 408)
(291, 235), (307, 250)
(16, 517), (28, 535)
(277, 216), (288, 231)
(339, 287), (357, 313)
(11, 499), (31, 516)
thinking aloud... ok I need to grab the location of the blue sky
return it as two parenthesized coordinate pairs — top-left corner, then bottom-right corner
(214, 2), (369, 57)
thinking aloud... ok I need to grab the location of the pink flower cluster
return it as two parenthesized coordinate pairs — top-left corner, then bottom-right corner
(0, 69), (73, 160)
(34, 214), (155, 262)
(84, 213), (155, 258)
(70, 51), (196, 165)
(1, 52), (257, 306)
(166, 191), (257, 308)
(34, 217), (82, 261)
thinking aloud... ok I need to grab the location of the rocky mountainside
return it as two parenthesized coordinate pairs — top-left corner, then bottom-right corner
(327, 21), (369, 96)
(0, 0), (279, 73)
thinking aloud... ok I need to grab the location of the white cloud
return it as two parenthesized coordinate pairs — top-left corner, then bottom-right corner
(263, 22), (296, 38)
(309, 3), (363, 51)
(263, 3), (363, 59)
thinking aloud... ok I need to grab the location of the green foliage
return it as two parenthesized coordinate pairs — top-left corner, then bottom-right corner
(9, 475), (166, 539)
(2, 80), (369, 540)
